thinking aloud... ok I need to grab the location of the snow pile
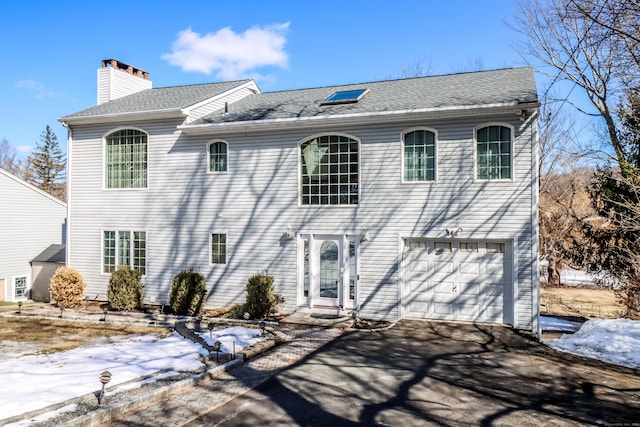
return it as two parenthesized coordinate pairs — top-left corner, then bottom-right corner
(196, 326), (262, 353)
(0, 327), (263, 421)
(540, 315), (583, 332)
(548, 318), (640, 370)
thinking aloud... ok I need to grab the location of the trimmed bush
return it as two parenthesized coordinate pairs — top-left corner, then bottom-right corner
(242, 271), (276, 319)
(169, 269), (207, 316)
(49, 267), (86, 308)
(108, 266), (143, 311)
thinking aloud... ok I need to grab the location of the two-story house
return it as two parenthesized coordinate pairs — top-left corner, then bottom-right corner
(61, 59), (540, 334)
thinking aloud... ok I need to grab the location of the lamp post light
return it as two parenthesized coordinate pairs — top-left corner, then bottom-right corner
(59, 306), (64, 318)
(101, 308), (108, 322)
(212, 340), (222, 363)
(259, 321), (266, 337)
(97, 370), (112, 405)
(160, 300), (166, 314)
(207, 322), (215, 340)
(17, 301), (22, 315)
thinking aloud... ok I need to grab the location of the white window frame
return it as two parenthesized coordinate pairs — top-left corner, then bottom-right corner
(210, 232), (228, 265)
(473, 123), (515, 182)
(207, 140), (229, 174)
(297, 132), (361, 207)
(102, 229), (147, 274)
(103, 127), (149, 190)
(12, 275), (30, 300)
(401, 127), (438, 183)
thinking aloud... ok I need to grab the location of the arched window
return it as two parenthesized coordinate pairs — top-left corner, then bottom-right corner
(208, 141), (228, 173)
(105, 129), (147, 188)
(300, 134), (359, 205)
(476, 125), (512, 180)
(403, 129), (436, 181)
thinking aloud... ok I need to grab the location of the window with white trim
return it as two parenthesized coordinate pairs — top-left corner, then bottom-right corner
(211, 233), (227, 264)
(105, 129), (148, 188)
(103, 230), (146, 273)
(300, 135), (359, 205)
(476, 125), (511, 180)
(14, 276), (28, 299)
(403, 129), (436, 181)
(208, 141), (228, 172)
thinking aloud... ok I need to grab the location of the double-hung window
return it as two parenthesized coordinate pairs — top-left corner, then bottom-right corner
(208, 141), (228, 173)
(403, 129), (436, 181)
(476, 125), (512, 180)
(211, 233), (227, 264)
(103, 230), (146, 274)
(105, 129), (148, 189)
(300, 134), (359, 205)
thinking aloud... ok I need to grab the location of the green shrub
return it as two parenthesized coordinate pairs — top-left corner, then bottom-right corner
(108, 266), (143, 311)
(242, 271), (276, 319)
(49, 267), (86, 308)
(169, 269), (207, 316)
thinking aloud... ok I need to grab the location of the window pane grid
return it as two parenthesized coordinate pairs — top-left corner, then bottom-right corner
(106, 130), (148, 188)
(404, 130), (435, 181)
(301, 135), (358, 205)
(103, 230), (146, 273)
(477, 126), (511, 180)
(209, 141), (228, 172)
(211, 233), (227, 264)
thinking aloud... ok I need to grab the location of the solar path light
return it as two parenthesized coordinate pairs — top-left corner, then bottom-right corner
(97, 370), (112, 405)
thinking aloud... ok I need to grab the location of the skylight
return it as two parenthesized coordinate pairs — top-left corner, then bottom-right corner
(321, 88), (369, 105)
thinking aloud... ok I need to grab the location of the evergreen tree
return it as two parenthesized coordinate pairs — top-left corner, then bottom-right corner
(28, 125), (66, 200)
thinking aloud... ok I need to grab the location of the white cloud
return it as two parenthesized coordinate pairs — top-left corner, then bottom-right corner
(162, 23), (290, 80)
(16, 145), (32, 154)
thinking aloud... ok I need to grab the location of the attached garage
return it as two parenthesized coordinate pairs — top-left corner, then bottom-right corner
(403, 239), (514, 325)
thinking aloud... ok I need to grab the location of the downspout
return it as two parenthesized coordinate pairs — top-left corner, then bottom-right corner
(530, 110), (541, 340)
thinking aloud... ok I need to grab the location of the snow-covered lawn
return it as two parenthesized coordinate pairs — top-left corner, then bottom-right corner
(546, 318), (640, 370)
(0, 327), (262, 421)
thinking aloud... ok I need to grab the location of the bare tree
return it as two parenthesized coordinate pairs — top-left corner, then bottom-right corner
(0, 138), (30, 179)
(512, 0), (637, 166)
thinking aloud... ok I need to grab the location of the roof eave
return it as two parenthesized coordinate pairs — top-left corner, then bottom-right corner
(59, 108), (188, 126)
(179, 101), (540, 135)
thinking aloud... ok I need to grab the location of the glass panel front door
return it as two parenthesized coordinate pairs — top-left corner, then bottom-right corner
(319, 241), (339, 299)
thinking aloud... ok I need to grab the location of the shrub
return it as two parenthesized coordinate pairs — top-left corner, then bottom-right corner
(242, 271), (276, 319)
(169, 269), (207, 316)
(49, 267), (86, 308)
(108, 266), (143, 311)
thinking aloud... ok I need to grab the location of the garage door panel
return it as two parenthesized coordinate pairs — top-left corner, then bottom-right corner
(404, 239), (509, 324)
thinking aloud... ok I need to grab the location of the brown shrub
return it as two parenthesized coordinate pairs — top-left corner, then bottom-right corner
(49, 267), (86, 308)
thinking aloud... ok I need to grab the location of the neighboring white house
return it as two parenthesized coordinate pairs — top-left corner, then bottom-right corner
(61, 59), (540, 334)
(0, 168), (66, 302)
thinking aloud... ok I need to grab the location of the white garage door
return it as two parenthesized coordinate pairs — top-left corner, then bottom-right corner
(403, 239), (511, 323)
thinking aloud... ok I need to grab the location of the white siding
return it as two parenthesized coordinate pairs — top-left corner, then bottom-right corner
(97, 68), (152, 105)
(68, 112), (537, 331)
(0, 170), (66, 301)
(188, 86), (258, 123)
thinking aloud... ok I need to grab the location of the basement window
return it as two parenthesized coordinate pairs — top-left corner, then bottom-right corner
(321, 89), (369, 105)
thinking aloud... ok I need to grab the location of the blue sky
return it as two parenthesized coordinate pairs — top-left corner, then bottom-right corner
(0, 0), (528, 157)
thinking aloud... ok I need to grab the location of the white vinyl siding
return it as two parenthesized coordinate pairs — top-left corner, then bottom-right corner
(68, 112), (536, 331)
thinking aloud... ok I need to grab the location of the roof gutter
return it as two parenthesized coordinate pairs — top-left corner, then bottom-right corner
(179, 101), (540, 135)
(59, 108), (188, 126)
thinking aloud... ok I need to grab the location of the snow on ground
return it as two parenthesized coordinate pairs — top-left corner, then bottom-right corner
(547, 318), (640, 370)
(0, 327), (263, 421)
(540, 315), (583, 332)
(196, 325), (262, 353)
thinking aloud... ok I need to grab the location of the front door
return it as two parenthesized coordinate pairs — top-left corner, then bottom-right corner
(316, 238), (341, 306)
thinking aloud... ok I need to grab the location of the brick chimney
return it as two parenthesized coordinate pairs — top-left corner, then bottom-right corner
(97, 59), (152, 105)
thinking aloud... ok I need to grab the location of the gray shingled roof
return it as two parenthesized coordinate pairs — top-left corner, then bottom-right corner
(61, 80), (252, 119)
(32, 244), (65, 264)
(191, 67), (537, 125)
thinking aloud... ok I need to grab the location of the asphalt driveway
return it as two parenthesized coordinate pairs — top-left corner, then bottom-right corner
(185, 320), (640, 426)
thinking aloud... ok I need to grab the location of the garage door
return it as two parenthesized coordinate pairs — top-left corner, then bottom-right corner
(403, 239), (511, 323)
